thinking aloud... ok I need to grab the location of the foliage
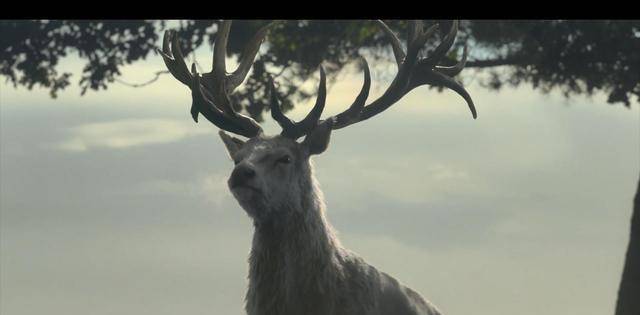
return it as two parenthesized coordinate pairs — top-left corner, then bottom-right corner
(468, 20), (640, 106)
(1, 20), (638, 120)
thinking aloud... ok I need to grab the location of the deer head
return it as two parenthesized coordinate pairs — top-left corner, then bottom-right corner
(160, 20), (477, 222)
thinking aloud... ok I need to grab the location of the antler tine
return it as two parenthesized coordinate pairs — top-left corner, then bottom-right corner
(207, 20), (237, 117)
(271, 67), (328, 139)
(433, 72), (477, 118)
(422, 20), (459, 67)
(408, 65), (477, 118)
(407, 20), (423, 51)
(190, 63), (201, 122)
(375, 20), (405, 66)
(213, 20), (231, 83)
(413, 23), (439, 54)
(331, 58), (371, 129)
(197, 20), (264, 129)
(269, 78), (297, 133)
(228, 21), (281, 91)
(295, 66), (327, 135)
(158, 30), (192, 86)
(435, 44), (468, 77)
(406, 21), (439, 65)
(208, 20), (279, 118)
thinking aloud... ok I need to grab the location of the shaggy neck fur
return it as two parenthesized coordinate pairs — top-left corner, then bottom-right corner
(245, 166), (346, 315)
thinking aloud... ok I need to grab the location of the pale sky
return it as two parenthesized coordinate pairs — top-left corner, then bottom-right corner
(1, 29), (639, 315)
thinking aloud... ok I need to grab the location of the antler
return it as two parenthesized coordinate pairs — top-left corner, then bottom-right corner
(159, 20), (279, 138)
(162, 20), (475, 140)
(269, 20), (477, 139)
(328, 20), (477, 130)
(269, 67), (328, 139)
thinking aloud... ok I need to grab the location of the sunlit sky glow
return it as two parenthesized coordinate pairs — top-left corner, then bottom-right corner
(1, 24), (639, 315)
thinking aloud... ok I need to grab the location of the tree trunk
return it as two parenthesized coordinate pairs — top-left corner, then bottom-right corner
(615, 173), (640, 315)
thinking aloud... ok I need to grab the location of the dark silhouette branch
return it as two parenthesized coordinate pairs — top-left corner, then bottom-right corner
(114, 70), (170, 88)
(466, 57), (529, 68)
(113, 57), (527, 90)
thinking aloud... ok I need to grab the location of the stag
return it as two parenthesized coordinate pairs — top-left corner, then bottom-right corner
(160, 20), (476, 315)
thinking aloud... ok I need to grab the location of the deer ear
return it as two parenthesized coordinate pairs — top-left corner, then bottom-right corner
(218, 130), (245, 157)
(302, 121), (332, 155)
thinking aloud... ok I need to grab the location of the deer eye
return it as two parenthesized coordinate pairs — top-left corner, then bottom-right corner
(275, 155), (292, 165)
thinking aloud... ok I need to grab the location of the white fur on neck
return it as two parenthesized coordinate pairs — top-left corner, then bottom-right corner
(245, 165), (348, 315)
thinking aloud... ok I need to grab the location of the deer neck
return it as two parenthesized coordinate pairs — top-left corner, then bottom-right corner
(246, 176), (345, 313)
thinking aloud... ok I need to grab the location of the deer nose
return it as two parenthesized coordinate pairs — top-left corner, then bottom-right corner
(229, 164), (256, 188)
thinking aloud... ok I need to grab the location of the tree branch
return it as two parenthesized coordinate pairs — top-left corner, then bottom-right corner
(465, 57), (528, 68)
(114, 70), (170, 88)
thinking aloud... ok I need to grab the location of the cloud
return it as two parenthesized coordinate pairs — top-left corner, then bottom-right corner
(319, 154), (476, 206)
(56, 118), (211, 152)
(129, 171), (233, 208)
